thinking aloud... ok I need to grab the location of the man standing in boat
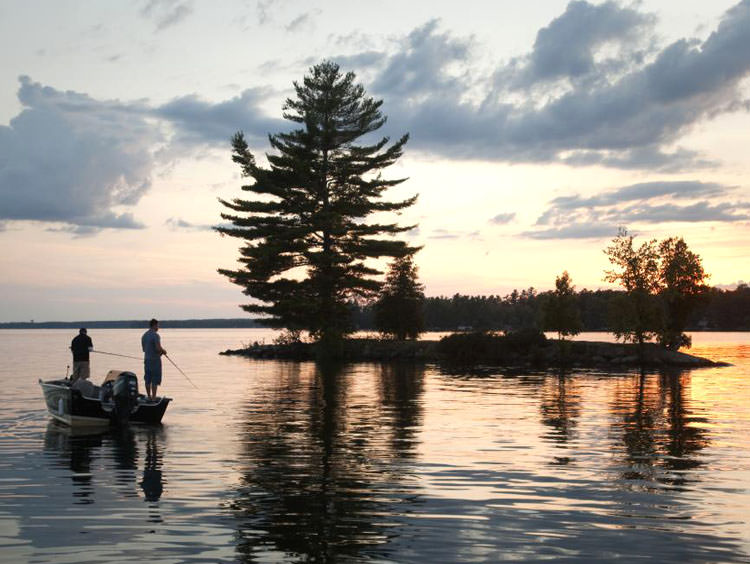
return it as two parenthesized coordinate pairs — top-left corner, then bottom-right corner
(141, 318), (167, 401)
(70, 328), (93, 382)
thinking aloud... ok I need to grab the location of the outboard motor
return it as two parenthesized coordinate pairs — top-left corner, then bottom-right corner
(111, 371), (139, 425)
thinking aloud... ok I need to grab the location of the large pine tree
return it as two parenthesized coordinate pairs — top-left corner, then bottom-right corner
(217, 61), (418, 349)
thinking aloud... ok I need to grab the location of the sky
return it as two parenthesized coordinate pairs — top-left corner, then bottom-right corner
(1, 0), (749, 322)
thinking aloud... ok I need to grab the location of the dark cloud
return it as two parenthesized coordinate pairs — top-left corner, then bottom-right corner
(490, 213), (516, 225)
(371, 20), (472, 100)
(140, 0), (193, 30)
(618, 201), (750, 223)
(0, 77), (154, 232)
(523, 224), (619, 240)
(527, 179), (750, 239)
(509, 1), (654, 89)
(155, 87), (284, 146)
(367, 1), (750, 169)
(165, 217), (217, 231)
(545, 181), (731, 214)
(5, 2), (750, 236)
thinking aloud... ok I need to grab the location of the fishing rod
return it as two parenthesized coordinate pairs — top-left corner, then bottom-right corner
(93, 349), (199, 389)
(165, 355), (199, 389)
(92, 349), (143, 361)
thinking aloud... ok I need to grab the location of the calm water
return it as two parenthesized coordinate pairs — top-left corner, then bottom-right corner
(0, 329), (748, 563)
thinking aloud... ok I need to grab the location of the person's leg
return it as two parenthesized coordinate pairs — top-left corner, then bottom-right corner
(80, 361), (90, 381)
(71, 362), (81, 382)
(144, 363), (153, 400)
(151, 362), (162, 400)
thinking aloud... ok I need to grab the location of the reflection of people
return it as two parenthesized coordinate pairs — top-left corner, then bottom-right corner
(70, 328), (93, 382)
(140, 430), (164, 502)
(141, 319), (167, 400)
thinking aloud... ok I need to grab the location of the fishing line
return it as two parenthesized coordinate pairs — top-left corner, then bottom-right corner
(92, 349), (143, 361)
(165, 355), (199, 389)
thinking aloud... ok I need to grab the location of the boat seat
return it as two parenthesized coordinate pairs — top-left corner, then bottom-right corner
(102, 370), (129, 384)
(71, 378), (101, 399)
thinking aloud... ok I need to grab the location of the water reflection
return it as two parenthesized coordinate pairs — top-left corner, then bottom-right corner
(230, 362), (425, 563)
(42, 422), (167, 505)
(141, 428), (165, 503)
(539, 373), (582, 465)
(611, 370), (709, 489)
(43, 423), (104, 504)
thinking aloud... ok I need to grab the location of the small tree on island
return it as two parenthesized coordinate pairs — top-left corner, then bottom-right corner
(374, 254), (425, 340)
(541, 271), (582, 342)
(657, 237), (709, 350)
(604, 229), (709, 354)
(604, 229), (661, 355)
(216, 61), (418, 354)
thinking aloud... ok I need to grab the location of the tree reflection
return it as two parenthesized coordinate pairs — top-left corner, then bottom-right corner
(612, 370), (709, 488)
(231, 362), (425, 563)
(539, 372), (582, 464)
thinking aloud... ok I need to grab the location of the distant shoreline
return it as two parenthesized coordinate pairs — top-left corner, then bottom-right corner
(0, 319), (262, 329)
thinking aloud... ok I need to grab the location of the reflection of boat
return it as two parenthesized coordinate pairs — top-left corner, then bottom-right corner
(39, 370), (171, 427)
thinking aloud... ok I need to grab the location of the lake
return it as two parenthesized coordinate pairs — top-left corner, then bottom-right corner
(0, 329), (748, 563)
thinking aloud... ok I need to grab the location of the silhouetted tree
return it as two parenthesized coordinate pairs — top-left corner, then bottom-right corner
(657, 237), (709, 349)
(374, 255), (425, 340)
(217, 61), (418, 354)
(604, 229), (661, 355)
(541, 271), (582, 341)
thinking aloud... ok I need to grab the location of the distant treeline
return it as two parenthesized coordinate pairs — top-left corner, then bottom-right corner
(0, 318), (261, 330)
(4, 285), (748, 332)
(351, 285), (750, 332)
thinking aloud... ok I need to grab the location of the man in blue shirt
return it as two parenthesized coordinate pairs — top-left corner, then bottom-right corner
(141, 318), (167, 401)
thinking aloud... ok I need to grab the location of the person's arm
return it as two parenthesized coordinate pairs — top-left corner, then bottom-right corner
(156, 333), (167, 356)
(87, 336), (93, 352)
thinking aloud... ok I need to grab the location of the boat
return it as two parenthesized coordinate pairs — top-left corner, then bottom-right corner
(39, 370), (171, 427)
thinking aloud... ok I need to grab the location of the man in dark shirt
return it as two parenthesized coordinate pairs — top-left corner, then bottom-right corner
(70, 328), (93, 382)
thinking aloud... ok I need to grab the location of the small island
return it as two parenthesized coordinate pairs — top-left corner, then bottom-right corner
(221, 331), (728, 369)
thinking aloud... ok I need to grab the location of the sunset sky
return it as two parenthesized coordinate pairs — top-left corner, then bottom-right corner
(1, 0), (749, 322)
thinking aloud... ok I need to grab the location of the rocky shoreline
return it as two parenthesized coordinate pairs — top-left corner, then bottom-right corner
(220, 338), (728, 368)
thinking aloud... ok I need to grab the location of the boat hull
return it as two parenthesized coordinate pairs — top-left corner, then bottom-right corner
(40, 379), (170, 427)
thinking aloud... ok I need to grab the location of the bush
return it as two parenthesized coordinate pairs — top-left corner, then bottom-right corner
(436, 329), (548, 364)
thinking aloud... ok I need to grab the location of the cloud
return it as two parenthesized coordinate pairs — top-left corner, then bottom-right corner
(5, 2), (750, 236)
(490, 213), (516, 225)
(286, 12), (316, 32)
(428, 228), (481, 240)
(0, 76), (283, 234)
(154, 87), (284, 146)
(256, 0), (277, 25)
(507, 1), (655, 89)
(0, 77), (157, 232)
(526, 179), (750, 239)
(523, 224), (619, 240)
(140, 0), (193, 30)
(165, 217), (217, 231)
(364, 1), (750, 169)
(371, 19), (472, 101)
(542, 181), (731, 217)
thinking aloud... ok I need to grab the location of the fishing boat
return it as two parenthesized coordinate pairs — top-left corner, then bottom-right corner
(39, 370), (171, 427)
